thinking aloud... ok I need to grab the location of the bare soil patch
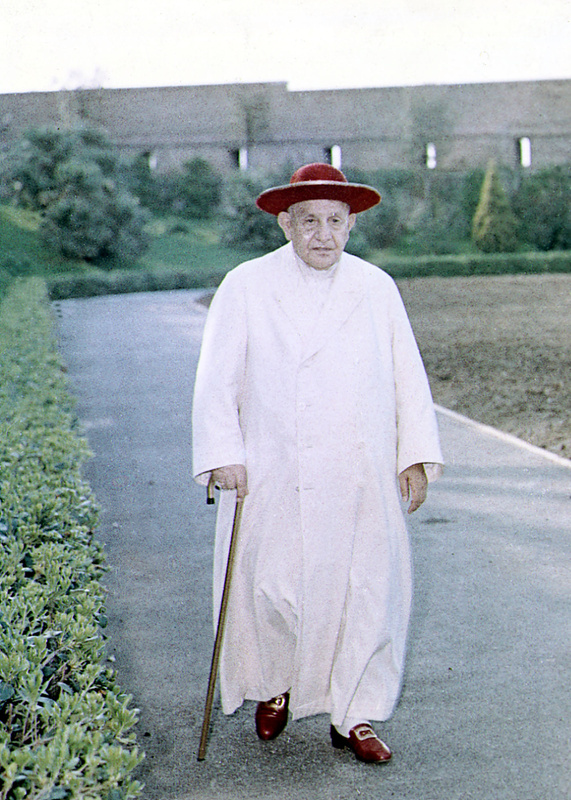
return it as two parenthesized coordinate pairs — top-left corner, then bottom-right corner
(398, 273), (571, 460)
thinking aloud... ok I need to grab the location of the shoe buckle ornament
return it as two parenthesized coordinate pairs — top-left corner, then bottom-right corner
(353, 724), (378, 742)
(268, 694), (287, 710)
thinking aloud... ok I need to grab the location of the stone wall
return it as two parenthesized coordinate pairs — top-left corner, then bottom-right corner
(1, 79), (569, 174)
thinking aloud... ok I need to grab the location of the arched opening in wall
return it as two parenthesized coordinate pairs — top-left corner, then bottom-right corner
(324, 145), (342, 169)
(230, 147), (249, 170)
(426, 143), (437, 169)
(517, 137), (532, 168)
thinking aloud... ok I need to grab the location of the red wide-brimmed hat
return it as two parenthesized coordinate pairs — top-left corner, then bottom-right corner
(256, 163), (381, 215)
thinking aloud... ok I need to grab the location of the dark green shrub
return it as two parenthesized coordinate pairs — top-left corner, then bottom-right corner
(1, 254), (36, 276)
(128, 152), (158, 208)
(345, 168), (473, 255)
(512, 166), (571, 250)
(0, 268), (11, 299)
(176, 158), (222, 219)
(41, 159), (150, 265)
(127, 157), (222, 220)
(2, 128), (72, 210)
(345, 168), (424, 199)
(127, 165), (179, 216)
(221, 171), (286, 251)
(396, 221), (471, 256)
(344, 226), (370, 258)
(4, 128), (116, 211)
(472, 161), (519, 253)
(355, 198), (403, 250)
(2, 127), (150, 264)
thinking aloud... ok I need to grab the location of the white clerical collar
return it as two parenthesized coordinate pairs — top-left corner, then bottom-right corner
(293, 250), (340, 281)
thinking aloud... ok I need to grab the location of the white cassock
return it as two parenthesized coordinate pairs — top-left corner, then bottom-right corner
(192, 242), (443, 728)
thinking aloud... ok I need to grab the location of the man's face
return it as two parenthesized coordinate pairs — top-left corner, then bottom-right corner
(277, 199), (356, 270)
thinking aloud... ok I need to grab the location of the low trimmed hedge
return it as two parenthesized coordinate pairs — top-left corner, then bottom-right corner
(46, 267), (229, 301)
(45, 249), (571, 300)
(374, 249), (571, 280)
(0, 279), (143, 800)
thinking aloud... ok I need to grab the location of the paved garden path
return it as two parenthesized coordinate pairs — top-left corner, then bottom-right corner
(55, 290), (570, 800)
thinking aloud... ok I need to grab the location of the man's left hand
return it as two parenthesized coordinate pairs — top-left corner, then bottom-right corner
(399, 463), (427, 514)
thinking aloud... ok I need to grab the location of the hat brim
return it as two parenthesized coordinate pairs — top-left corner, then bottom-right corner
(256, 180), (381, 215)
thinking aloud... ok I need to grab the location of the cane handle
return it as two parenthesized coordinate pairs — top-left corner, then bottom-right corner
(207, 475), (216, 505)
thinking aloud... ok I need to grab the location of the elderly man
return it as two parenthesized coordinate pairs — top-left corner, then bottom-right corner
(192, 163), (443, 763)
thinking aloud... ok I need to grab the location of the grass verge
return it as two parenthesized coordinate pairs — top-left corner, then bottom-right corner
(0, 279), (143, 800)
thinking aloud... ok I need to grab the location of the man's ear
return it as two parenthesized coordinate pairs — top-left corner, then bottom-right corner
(348, 213), (357, 232)
(277, 211), (292, 241)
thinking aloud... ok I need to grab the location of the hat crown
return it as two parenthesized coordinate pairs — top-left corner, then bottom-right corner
(256, 162), (380, 215)
(290, 163), (348, 185)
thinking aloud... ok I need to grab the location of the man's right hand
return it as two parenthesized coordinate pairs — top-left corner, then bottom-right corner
(210, 464), (248, 499)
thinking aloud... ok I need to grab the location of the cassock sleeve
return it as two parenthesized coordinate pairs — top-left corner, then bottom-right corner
(388, 280), (444, 481)
(192, 271), (248, 485)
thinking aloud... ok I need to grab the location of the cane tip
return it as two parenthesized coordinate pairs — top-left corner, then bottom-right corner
(206, 497), (215, 505)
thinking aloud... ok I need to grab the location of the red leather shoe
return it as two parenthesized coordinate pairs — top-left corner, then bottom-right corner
(330, 723), (392, 763)
(255, 693), (289, 740)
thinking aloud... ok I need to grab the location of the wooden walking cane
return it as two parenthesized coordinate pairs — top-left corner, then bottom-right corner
(197, 476), (244, 761)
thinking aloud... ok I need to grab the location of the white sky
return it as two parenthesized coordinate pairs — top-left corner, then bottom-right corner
(1, 0), (570, 95)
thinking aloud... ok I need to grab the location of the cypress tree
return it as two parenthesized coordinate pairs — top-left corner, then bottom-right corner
(472, 161), (519, 253)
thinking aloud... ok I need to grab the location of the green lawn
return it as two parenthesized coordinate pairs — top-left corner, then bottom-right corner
(139, 217), (262, 283)
(0, 206), (261, 294)
(0, 205), (85, 276)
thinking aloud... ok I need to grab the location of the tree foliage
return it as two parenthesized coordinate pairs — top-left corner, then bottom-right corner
(221, 171), (287, 251)
(127, 155), (223, 219)
(177, 157), (223, 219)
(3, 127), (150, 264)
(512, 166), (571, 251)
(472, 161), (519, 253)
